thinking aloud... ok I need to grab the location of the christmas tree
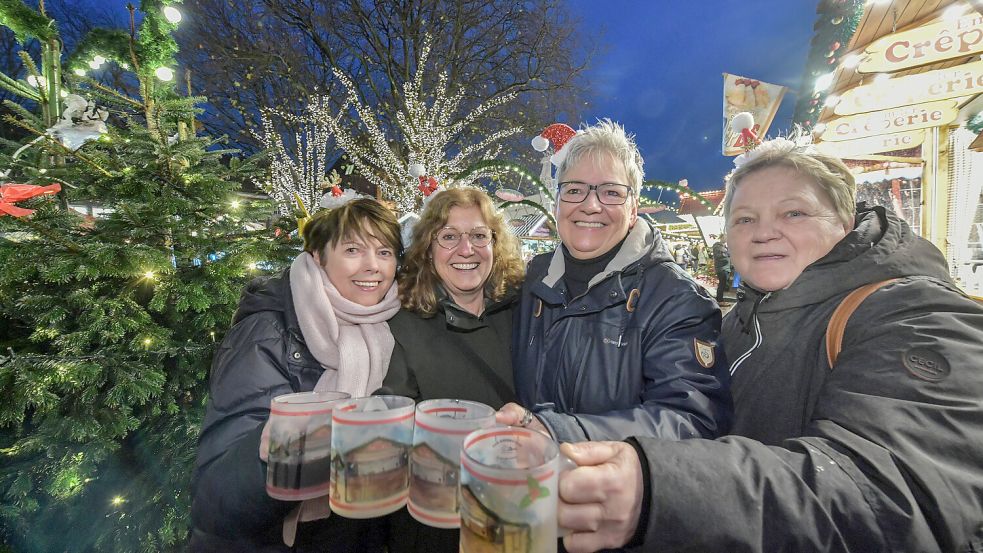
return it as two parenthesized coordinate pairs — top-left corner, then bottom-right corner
(0, 1), (290, 550)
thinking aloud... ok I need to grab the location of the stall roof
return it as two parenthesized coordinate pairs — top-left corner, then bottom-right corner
(678, 189), (725, 216)
(795, 0), (972, 127)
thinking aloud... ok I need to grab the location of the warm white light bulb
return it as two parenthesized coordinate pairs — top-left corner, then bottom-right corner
(92, 55), (106, 65)
(155, 67), (174, 81)
(814, 72), (835, 93)
(163, 6), (182, 23)
(943, 5), (966, 22)
(74, 68), (86, 76)
(88, 59), (101, 69)
(60, 90), (68, 98)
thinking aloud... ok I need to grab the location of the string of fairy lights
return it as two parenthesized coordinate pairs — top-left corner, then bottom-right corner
(255, 97), (336, 216)
(67, 3), (183, 83)
(317, 34), (521, 212)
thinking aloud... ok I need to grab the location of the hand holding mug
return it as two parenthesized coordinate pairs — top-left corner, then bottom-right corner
(557, 441), (644, 553)
(497, 402), (550, 436)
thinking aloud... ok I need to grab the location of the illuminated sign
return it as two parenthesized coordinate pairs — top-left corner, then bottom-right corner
(821, 100), (958, 142)
(859, 13), (983, 73)
(836, 61), (983, 115)
(815, 130), (926, 158)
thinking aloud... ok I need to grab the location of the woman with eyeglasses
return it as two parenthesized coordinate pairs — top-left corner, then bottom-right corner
(382, 187), (525, 552)
(499, 119), (732, 450)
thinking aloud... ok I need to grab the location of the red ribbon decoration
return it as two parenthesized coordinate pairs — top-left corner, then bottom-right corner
(331, 185), (343, 197)
(417, 176), (439, 197)
(0, 183), (61, 217)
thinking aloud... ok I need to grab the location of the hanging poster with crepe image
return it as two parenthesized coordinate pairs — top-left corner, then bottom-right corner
(722, 73), (787, 156)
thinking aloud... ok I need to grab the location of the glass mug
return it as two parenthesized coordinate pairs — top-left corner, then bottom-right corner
(265, 390), (351, 501)
(330, 395), (416, 518)
(459, 426), (576, 553)
(407, 399), (497, 528)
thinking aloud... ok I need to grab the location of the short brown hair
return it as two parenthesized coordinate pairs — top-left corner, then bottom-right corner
(723, 140), (856, 229)
(302, 198), (402, 261)
(399, 188), (525, 316)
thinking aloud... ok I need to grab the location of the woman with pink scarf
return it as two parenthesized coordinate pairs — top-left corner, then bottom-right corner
(191, 199), (402, 553)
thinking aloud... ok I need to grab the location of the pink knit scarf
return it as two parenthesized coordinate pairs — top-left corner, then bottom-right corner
(289, 252), (400, 397)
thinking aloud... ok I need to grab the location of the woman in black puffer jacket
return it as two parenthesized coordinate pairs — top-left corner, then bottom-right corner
(191, 199), (402, 552)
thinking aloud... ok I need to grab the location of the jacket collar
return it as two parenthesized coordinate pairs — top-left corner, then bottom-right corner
(437, 287), (517, 330)
(542, 219), (657, 289)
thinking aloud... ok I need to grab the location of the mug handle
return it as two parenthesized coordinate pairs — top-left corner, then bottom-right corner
(556, 452), (578, 538)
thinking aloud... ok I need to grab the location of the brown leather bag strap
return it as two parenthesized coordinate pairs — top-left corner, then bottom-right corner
(825, 279), (899, 369)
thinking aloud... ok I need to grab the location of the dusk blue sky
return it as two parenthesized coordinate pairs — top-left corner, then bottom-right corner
(567, 1), (819, 193)
(76, 0), (820, 196)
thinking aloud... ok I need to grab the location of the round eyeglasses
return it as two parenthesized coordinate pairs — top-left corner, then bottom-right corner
(558, 182), (633, 205)
(433, 226), (494, 249)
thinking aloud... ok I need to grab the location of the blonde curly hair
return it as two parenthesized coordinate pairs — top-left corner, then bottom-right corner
(399, 188), (525, 316)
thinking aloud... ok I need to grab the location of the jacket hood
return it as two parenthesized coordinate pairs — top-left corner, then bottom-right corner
(739, 206), (951, 314)
(232, 268), (293, 325)
(541, 218), (673, 288)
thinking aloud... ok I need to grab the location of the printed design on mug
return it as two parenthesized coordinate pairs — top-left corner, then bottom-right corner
(409, 442), (459, 522)
(330, 399), (414, 517)
(330, 436), (410, 507)
(460, 484), (533, 553)
(519, 475), (551, 509)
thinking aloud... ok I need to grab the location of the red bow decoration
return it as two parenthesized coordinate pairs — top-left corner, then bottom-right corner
(0, 183), (61, 217)
(331, 185), (343, 197)
(417, 176), (439, 197)
(734, 124), (761, 149)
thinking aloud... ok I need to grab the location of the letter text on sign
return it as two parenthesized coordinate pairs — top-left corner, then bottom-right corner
(860, 15), (983, 73)
(821, 100), (958, 142)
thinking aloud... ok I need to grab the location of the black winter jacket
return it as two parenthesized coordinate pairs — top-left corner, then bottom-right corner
(190, 268), (385, 552)
(634, 207), (983, 552)
(382, 294), (518, 553)
(513, 220), (732, 443)
(384, 294), (517, 408)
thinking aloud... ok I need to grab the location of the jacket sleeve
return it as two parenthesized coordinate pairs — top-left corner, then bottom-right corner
(633, 279), (983, 552)
(538, 280), (732, 443)
(191, 314), (298, 539)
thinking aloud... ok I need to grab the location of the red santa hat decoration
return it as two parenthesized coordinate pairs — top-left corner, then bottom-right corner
(730, 112), (759, 153)
(408, 162), (439, 197)
(532, 123), (579, 167)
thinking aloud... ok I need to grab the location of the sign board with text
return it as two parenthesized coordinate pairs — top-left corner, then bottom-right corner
(836, 61), (983, 115)
(820, 100), (958, 142)
(859, 13), (983, 73)
(815, 130), (926, 158)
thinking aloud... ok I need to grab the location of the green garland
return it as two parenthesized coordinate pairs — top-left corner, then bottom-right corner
(66, 28), (132, 75)
(642, 179), (714, 211)
(135, 0), (181, 77)
(0, 0), (57, 42)
(968, 112), (983, 135)
(792, 0), (865, 128)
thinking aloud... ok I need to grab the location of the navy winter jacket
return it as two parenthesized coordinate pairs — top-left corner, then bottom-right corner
(512, 220), (732, 442)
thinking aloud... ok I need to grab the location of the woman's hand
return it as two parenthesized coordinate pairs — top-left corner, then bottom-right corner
(558, 441), (644, 553)
(496, 402), (550, 435)
(258, 420), (271, 462)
